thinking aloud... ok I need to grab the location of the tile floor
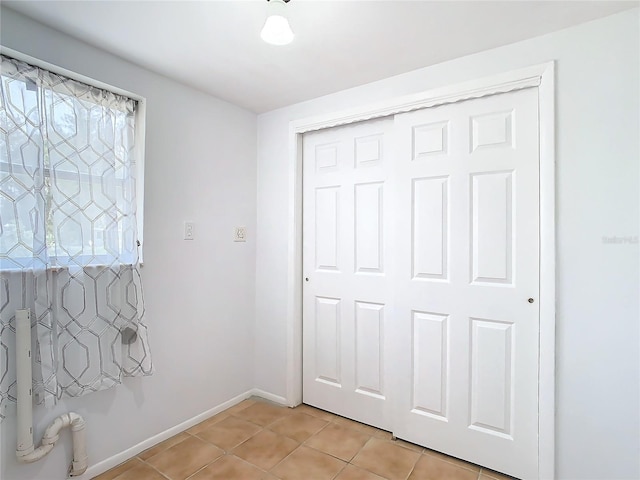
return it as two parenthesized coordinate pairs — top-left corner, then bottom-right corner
(94, 398), (517, 480)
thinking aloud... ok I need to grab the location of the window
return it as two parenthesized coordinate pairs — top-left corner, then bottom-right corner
(0, 56), (143, 270)
(0, 52), (152, 418)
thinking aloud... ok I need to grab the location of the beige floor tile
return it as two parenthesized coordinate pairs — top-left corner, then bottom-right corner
(268, 412), (328, 442)
(292, 404), (336, 422)
(233, 401), (291, 426)
(146, 435), (223, 479)
(423, 448), (480, 472)
(333, 415), (381, 436)
(187, 412), (230, 435)
(196, 416), (262, 450)
(304, 423), (370, 462)
(393, 439), (424, 454)
(138, 432), (191, 461)
(225, 398), (257, 415)
(334, 465), (388, 480)
(271, 446), (346, 480)
(92, 458), (143, 480)
(408, 454), (478, 480)
(352, 438), (421, 480)
(372, 429), (394, 441)
(109, 462), (167, 480)
(480, 467), (518, 479)
(232, 430), (298, 470)
(188, 454), (265, 480)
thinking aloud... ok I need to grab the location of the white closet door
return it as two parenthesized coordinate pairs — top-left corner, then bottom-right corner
(302, 118), (394, 431)
(391, 88), (540, 479)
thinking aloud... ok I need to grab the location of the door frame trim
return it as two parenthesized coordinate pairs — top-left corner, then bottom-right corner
(284, 62), (555, 479)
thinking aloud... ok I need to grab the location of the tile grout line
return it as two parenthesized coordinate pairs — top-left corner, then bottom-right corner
(136, 430), (226, 480)
(232, 411), (298, 475)
(133, 433), (193, 480)
(345, 437), (388, 480)
(230, 450), (274, 477)
(330, 461), (349, 480)
(302, 441), (366, 465)
(265, 427), (305, 475)
(183, 461), (211, 480)
(402, 451), (422, 480)
(182, 439), (233, 480)
(134, 454), (173, 480)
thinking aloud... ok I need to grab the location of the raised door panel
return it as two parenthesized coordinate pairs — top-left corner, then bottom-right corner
(315, 142), (340, 172)
(412, 121), (448, 159)
(470, 171), (514, 285)
(355, 301), (385, 398)
(315, 187), (340, 272)
(355, 182), (384, 274)
(412, 176), (449, 281)
(355, 134), (383, 167)
(314, 297), (342, 387)
(470, 111), (514, 152)
(469, 317), (514, 438)
(412, 311), (449, 420)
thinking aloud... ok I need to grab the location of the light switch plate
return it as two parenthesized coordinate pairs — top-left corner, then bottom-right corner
(184, 222), (194, 240)
(234, 226), (247, 242)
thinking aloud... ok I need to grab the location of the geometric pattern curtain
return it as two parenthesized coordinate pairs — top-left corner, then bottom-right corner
(0, 54), (152, 422)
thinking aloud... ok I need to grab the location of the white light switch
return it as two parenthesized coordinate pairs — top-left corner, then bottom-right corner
(234, 226), (247, 242)
(184, 222), (195, 240)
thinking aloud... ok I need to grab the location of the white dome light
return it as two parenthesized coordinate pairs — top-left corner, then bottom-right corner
(261, 0), (294, 46)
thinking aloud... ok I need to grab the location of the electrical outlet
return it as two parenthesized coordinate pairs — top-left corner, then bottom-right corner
(184, 222), (195, 240)
(234, 226), (247, 242)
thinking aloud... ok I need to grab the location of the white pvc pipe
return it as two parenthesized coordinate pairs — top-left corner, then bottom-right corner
(15, 309), (89, 477)
(15, 309), (33, 456)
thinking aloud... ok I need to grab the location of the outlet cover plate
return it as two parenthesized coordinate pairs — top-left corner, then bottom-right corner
(234, 226), (247, 242)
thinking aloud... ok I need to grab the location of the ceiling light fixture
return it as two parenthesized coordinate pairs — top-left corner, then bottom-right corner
(261, 0), (294, 46)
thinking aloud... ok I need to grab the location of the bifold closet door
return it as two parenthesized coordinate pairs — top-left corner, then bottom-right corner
(302, 118), (394, 431)
(391, 87), (540, 480)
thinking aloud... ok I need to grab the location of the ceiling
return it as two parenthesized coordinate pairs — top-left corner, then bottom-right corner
(4, 1), (637, 113)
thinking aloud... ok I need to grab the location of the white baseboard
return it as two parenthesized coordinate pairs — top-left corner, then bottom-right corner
(250, 388), (290, 407)
(71, 388), (292, 480)
(74, 390), (254, 480)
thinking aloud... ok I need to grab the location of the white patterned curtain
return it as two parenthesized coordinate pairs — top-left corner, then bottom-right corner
(0, 55), (152, 421)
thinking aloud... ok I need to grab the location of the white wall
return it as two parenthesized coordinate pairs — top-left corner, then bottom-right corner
(1, 8), (257, 480)
(255, 9), (639, 480)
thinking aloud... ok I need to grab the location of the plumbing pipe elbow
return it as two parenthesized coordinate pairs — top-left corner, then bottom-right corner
(40, 433), (59, 446)
(69, 412), (86, 431)
(16, 443), (55, 463)
(15, 411), (88, 476)
(15, 443), (34, 458)
(41, 416), (66, 445)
